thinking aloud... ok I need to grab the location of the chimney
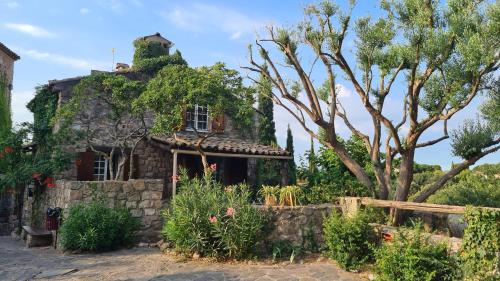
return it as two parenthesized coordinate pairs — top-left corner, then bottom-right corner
(116, 63), (130, 71)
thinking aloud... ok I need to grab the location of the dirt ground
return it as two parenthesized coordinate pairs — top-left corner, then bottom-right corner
(0, 236), (366, 281)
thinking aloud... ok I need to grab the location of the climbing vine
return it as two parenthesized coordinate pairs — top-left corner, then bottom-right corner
(0, 72), (11, 137)
(460, 207), (500, 280)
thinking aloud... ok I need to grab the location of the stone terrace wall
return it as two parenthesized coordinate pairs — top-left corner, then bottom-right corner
(24, 180), (165, 243)
(255, 204), (339, 246)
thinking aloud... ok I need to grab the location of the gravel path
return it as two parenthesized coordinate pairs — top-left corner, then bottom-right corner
(0, 236), (365, 281)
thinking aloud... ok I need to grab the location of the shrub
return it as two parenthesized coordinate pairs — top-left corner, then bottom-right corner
(59, 193), (139, 251)
(271, 240), (303, 263)
(323, 209), (378, 270)
(460, 207), (500, 280)
(162, 170), (265, 259)
(374, 226), (457, 281)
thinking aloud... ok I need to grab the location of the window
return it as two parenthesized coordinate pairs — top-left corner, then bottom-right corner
(186, 105), (209, 132)
(93, 155), (108, 181)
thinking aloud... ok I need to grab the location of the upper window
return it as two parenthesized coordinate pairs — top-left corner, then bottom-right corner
(186, 105), (209, 132)
(93, 155), (108, 181)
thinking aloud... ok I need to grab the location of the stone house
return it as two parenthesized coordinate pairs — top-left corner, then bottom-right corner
(42, 33), (291, 200)
(0, 42), (20, 235)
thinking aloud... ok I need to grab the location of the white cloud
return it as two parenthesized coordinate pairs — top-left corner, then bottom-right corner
(4, 23), (57, 38)
(13, 47), (108, 70)
(160, 3), (269, 40)
(80, 8), (91, 15)
(336, 84), (352, 98)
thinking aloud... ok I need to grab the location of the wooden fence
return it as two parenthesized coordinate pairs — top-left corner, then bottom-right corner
(339, 197), (500, 217)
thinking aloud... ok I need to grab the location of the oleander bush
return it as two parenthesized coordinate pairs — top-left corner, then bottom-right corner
(162, 170), (266, 259)
(460, 207), (500, 280)
(374, 225), (457, 281)
(323, 209), (378, 270)
(59, 192), (139, 251)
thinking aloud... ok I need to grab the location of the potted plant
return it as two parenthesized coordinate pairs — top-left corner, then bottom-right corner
(279, 186), (303, 207)
(259, 185), (280, 206)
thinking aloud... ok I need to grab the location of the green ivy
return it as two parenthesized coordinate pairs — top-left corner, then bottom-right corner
(460, 207), (500, 280)
(133, 39), (169, 65)
(0, 72), (11, 137)
(27, 85), (59, 145)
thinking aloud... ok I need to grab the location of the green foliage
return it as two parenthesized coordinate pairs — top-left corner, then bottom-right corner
(58, 192), (139, 251)
(299, 135), (372, 203)
(426, 164), (500, 208)
(162, 170), (266, 259)
(133, 50), (187, 75)
(139, 63), (255, 136)
(286, 125), (297, 185)
(271, 240), (303, 263)
(27, 85), (59, 145)
(133, 39), (169, 65)
(460, 207), (500, 280)
(278, 185), (303, 206)
(451, 119), (494, 159)
(323, 209), (378, 270)
(374, 225), (457, 281)
(0, 72), (11, 138)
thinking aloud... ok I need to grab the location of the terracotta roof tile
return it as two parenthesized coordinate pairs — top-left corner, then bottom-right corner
(151, 133), (290, 157)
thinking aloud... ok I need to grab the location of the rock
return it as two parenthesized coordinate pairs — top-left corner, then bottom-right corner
(192, 252), (200, 260)
(368, 273), (376, 280)
(137, 242), (149, 247)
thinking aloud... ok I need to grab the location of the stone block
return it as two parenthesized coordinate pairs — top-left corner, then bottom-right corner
(130, 209), (142, 217)
(134, 180), (146, 191)
(128, 192), (140, 201)
(69, 190), (83, 201)
(139, 200), (153, 208)
(144, 208), (156, 216)
(126, 201), (137, 208)
(150, 191), (162, 200)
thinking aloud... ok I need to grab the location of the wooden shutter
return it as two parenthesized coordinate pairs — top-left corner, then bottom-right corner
(211, 114), (225, 133)
(77, 151), (95, 181)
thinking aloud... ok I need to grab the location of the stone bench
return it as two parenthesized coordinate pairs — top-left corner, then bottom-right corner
(21, 226), (53, 248)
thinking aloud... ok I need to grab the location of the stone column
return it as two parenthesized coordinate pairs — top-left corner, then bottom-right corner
(339, 197), (362, 218)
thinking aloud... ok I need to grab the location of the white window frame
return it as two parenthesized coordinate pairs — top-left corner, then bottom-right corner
(93, 155), (108, 181)
(186, 105), (209, 132)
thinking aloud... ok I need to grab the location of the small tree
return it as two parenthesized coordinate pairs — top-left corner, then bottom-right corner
(139, 62), (255, 174)
(57, 73), (149, 180)
(286, 125), (297, 185)
(245, 0), (499, 223)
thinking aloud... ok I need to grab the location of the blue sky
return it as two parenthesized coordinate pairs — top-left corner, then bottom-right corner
(1, 0), (498, 169)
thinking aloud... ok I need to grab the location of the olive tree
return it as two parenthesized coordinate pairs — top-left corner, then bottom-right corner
(245, 0), (499, 222)
(138, 62), (254, 174)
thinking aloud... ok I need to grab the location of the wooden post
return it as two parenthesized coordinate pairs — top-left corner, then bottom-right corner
(339, 197), (362, 218)
(172, 151), (178, 199)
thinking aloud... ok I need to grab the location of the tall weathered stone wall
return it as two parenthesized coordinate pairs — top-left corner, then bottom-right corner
(23, 179), (165, 242)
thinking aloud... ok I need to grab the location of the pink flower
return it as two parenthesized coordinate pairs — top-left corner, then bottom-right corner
(171, 175), (179, 183)
(209, 215), (217, 223)
(209, 163), (217, 171)
(226, 207), (235, 217)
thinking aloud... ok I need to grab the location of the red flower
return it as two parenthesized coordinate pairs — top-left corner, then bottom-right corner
(226, 207), (235, 217)
(0, 152), (4, 158)
(171, 175), (179, 183)
(4, 147), (13, 154)
(47, 183), (56, 188)
(43, 177), (54, 186)
(75, 159), (82, 167)
(209, 215), (217, 223)
(209, 163), (217, 172)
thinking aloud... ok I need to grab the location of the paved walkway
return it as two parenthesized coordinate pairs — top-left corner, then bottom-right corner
(0, 236), (365, 281)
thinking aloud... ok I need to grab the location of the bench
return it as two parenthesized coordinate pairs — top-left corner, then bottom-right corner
(21, 226), (53, 248)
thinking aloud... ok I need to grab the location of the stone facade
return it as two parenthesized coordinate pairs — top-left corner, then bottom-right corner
(0, 42), (19, 109)
(255, 204), (339, 245)
(23, 180), (165, 243)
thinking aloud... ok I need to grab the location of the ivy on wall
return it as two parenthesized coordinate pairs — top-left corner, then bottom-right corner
(0, 72), (11, 137)
(27, 85), (59, 145)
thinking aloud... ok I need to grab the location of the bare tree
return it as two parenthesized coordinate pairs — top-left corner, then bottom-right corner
(244, 0), (499, 223)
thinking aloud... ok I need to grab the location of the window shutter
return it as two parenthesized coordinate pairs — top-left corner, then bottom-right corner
(211, 114), (225, 133)
(77, 151), (95, 181)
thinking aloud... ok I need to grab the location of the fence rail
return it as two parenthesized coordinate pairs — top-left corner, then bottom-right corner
(339, 197), (500, 215)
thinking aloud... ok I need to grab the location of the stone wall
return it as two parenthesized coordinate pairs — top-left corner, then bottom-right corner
(255, 204), (339, 246)
(23, 179), (165, 243)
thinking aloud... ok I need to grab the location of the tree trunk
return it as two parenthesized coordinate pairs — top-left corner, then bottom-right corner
(390, 149), (415, 225)
(330, 139), (376, 197)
